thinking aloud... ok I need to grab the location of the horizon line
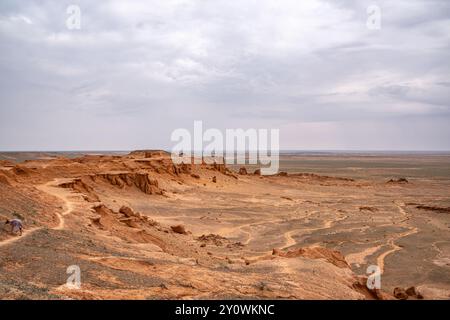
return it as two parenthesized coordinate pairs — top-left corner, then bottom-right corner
(1, 149), (450, 153)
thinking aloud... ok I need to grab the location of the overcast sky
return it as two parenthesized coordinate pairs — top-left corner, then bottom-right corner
(0, 0), (449, 151)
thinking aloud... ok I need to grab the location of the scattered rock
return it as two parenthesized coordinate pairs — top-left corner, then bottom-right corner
(119, 206), (137, 217)
(387, 178), (409, 184)
(404, 286), (424, 299)
(416, 205), (450, 214)
(212, 162), (227, 174)
(274, 247), (350, 269)
(291, 173), (354, 182)
(59, 178), (99, 202)
(239, 167), (248, 175)
(96, 172), (162, 195)
(278, 172), (288, 176)
(179, 163), (192, 174)
(359, 206), (378, 212)
(405, 286), (417, 296)
(393, 287), (409, 300)
(93, 204), (114, 216)
(212, 176), (217, 183)
(171, 224), (188, 234)
(12, 166), (32, 176)
(191, 174), (200, 179)
(196, 233), (227, 246)
(254, 169), (261, 175)
(352, 277), (393, 300)
(227, 242), (244, 249)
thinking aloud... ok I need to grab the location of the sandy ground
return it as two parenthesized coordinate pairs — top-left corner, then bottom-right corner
(0, 151), (449, 299)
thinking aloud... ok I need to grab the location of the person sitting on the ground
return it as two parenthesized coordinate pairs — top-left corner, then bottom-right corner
(5, 219), (23, 236)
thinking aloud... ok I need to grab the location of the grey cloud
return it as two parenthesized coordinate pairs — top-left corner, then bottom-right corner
(0, 0), (449, 151)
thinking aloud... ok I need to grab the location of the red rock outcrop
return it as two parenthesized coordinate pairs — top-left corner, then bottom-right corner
(239, 167), (248, 175)
(416, 205), (450, 214)
(12, 166), (33, 176)
(387, 178), (409, 184)
(94, 172), (162, 195)
(213, 162), (227, 174)
(171, 225), (188, 234)
(59, 178), (99, 202)
(119, 205), (140, 218)
(273, 246), (350, 269)
(128, 150), (170, 158)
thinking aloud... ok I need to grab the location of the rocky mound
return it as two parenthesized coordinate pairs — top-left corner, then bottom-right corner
(59, 178), (100, 202)
(171, 225), (188, 234)
(92, 172), (163, 195)
(415, 205), (450, 214)
(292, 173), (354, 182)
(12, 165), (34, 176)
(91, 204), (163, 244)
(272, 246), (350, 269)
(359, 206), (378, 212)
(387, 177), (409, 184)
(196, 234), (228, 246)
(0, 160), (14, 167)
(393, 286), (423, 300)
(128, 150), (170, 158)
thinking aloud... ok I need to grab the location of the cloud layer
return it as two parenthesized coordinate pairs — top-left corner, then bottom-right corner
(0, 0), (449, 150)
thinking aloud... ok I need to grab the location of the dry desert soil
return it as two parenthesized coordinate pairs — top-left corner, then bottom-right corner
(0, 150), (449, 300)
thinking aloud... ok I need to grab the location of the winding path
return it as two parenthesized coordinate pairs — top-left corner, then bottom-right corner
(344, 202), (418, 271)
(376, 202), (418, 273)
(0, 178), (75, 248)
(36, 179), (75, 230)
(0, 227), (40, 248)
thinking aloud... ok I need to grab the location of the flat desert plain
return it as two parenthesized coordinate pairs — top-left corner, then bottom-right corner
(0, 151), (449, 299)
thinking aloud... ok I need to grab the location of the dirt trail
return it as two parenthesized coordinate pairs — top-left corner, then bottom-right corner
(36, 179), (76, 230)
(283, 230), (297, 248)
(346, 245), (383, 265)
(376, 202), (418, 274)
(218, 205), (347, 251)
(0, 227), (40, 248)
(345, 202), (418, 269)
(0, 179), (75, 248)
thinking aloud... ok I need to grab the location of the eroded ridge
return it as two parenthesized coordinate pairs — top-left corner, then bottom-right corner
(1, 151), (449, 299)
